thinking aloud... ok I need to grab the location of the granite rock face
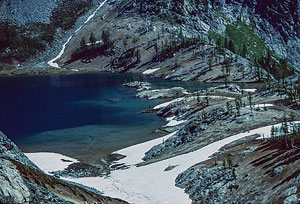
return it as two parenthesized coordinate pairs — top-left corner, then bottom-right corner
(212, 0), (300, 69)
(175, 166), (236, 204)
(0, 158), (31, 203)
(0, 131), (72, 204)
(143, 107), (228, 161)
(0, 0), (60, 25)
(0, 131), (38, 169)
(122, 0), (300, 69)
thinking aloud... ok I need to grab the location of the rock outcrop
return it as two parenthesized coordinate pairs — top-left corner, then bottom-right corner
(0, 131), (127, 204)
(175, 166), (237, 204)
(121, 0), (300, 69)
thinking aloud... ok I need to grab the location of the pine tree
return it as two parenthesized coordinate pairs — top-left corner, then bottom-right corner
(232, 168), (237, 179)
(228, 40), (235, 53)
(154, 43), (159, 56)
(227, 155), (233, 169)
(89, 32), (96, 47)
(216, 37), (222, 47)
(80, 37), (86, 51)
(271, 125), (275, 138)
(226, 101), (232, 115)
(282, 116), (289, 148)
(205, 88), (210, 105)
(135, 48), (141, 62)
(224, 37), (228, 49)
(123, 38), (128, 48)
(248, 92), (253, 113)
(241, 44), (247, 58)
(102, 30), (110, 46)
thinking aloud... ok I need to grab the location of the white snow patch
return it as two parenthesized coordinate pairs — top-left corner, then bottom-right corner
(166, 116), (176, 121)
(48, 35), (72, 68)
(47, 0), (108, 68)
(246, 104), (274, 109)
(25, 152), (78, 173)
(153, 95), (233, 110)
(86, 40), (102, 46)
(206, 95), (234, 100)
(242, 89), (257, 92)
(153, 97), (184, 110)
(164, 119), (187, 127)
(115, 132), (177, 165)
(143, 68), (161, 75)
(29, 123), (298, 204)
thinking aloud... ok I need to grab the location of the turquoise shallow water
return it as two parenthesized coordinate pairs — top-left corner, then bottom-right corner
(0, 73), (204, 163)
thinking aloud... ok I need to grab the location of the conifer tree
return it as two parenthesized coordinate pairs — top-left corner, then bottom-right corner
(89, 32), (96, 47)
(241, 44), (247, 58)
(228, 40), (235, 53)
(80, 37), (86, 51)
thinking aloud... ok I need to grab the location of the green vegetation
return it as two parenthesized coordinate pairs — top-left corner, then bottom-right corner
(0, 21), (55, 64)
(69, 29), (114, 64)
(225, 21), (265, 61)
(89, 32), (96, 47)
(210, 20), (294, 80)
(50, 0), (93, 31)
(102, 29), (113, 47)
(154, 33), (203, 61)
(0, 0), (93, 65)
(269, 116), (300, 149)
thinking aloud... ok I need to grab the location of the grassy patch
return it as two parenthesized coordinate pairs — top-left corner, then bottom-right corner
(209, 19), (295, 79)
(0, 22), (56, 64)
(225, 20), (266, 61)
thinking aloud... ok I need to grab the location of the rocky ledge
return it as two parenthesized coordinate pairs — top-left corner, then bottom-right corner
(0, 131), (127, 204)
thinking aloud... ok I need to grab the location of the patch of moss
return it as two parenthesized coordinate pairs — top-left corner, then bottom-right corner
(225, 20), (266, 61)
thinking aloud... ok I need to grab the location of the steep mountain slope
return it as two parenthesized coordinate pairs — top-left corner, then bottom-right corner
(0, 0), (96, 69)
(0, 131), (127, 204)
(1, 0), (298, 78)
(48, 0), (298, 83)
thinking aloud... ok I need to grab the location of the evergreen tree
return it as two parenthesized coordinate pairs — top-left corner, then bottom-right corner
(227, 155), (233, 169)
(224, 37), (228, 49)
(241, 44), (247, 58)
(271, 125), (275, 138)
(123, 38), (128, 48)
(154, 43), (159, 56)
(232, 168), (236, 179)
(102, 29), (110, 46)
(205, 88), (210, 105)
(282, 116), (289, 149)
(248, 92), (253, 113)
(89, 32), (96, 47)
(226, 101), (232, 115)
(80, 37), (86, 51)
(216, 37), (222, 47)
(135, 48), (141, 62)
(228, 40), (235, 53)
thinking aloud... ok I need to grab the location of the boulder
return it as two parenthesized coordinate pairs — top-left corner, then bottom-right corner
(281, 186), (298, 198)
(284, 195), (300, 204)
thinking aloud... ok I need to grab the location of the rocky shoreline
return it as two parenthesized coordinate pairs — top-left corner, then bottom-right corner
(0, 131), (127, 204)
(3, 74), (300, 203)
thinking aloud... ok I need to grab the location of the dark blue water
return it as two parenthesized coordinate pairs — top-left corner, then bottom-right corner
(0, 73), (204, 163)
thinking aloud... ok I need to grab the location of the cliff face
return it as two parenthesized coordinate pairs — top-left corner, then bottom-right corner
(0, 0), (59, 25)
(132, 0), (300, 68)
(211, 0), (300, 69)
(1, 0), (299, 72)
(0, 131), (127, 204)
